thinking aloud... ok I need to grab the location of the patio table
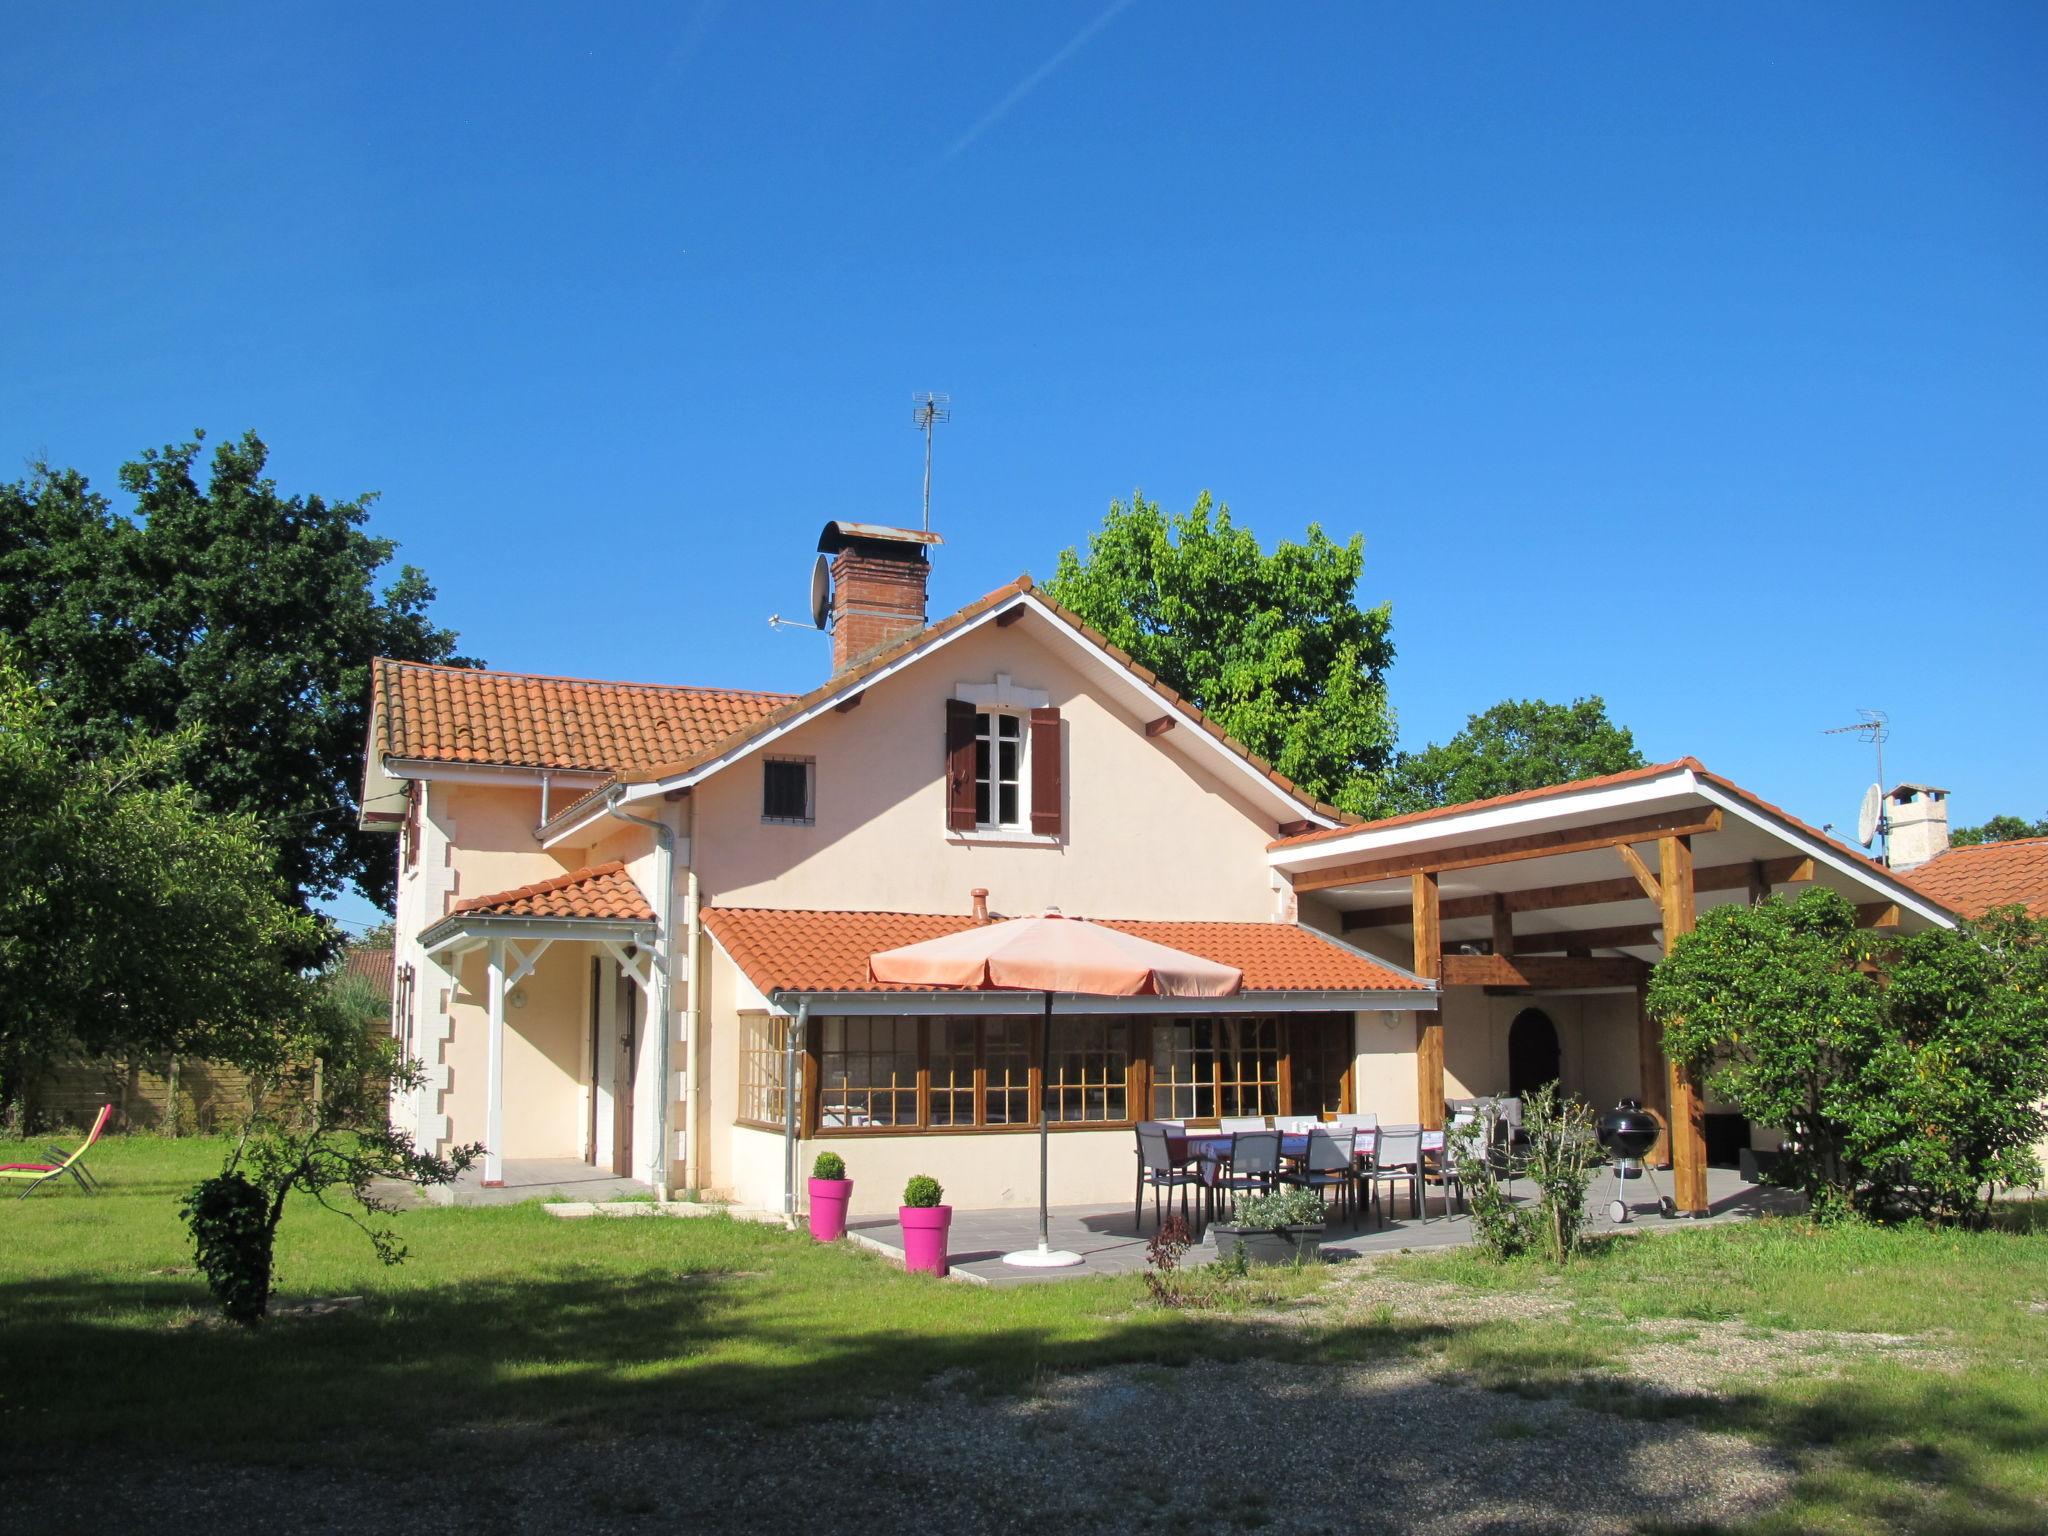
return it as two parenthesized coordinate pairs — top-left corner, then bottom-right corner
(1167, 1129), (1443, 1164)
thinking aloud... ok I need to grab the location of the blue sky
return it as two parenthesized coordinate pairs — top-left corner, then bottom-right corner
(4, 4), (2044, 933)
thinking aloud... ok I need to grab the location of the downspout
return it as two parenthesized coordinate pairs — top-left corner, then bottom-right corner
(783, 1000), (808, 1229)
(606, 793), (675, 1199)
(683, 791), (705, 1197)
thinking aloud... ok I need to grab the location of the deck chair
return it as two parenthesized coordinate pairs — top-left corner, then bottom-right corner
(2, 1104), (112, 1199)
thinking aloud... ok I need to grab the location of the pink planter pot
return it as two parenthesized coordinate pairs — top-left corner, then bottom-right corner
(898, 1205), (953, 1276)
(808, 1178), (853, 1242)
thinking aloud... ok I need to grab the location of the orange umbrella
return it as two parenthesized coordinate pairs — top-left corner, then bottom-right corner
(870, 909), (1243, 1267)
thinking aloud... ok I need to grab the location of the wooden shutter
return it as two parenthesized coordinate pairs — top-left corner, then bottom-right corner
(944, 699), (977, 830)
(1030, 706), (1063, 837)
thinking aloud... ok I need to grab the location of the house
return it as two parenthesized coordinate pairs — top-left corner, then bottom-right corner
(360, 523), (1956, 1216)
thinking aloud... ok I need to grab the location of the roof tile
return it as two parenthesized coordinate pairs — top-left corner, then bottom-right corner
(453, 862), (656, 923)
(1903, 839), (2048, 919)
(702, 907), (1427, 996)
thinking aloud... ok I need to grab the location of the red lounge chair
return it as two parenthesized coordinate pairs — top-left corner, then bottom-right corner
(2, 1103), (112, 1199)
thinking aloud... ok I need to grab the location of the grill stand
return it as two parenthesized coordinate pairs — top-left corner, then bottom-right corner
(1603, 1156), (1676, 1224)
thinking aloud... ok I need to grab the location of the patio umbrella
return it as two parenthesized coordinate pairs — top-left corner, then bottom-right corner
(870, 909), (1243, 1268)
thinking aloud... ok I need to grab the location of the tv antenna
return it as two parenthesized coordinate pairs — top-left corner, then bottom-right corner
(1823, 708), (1890, 863)
(913, 392), (950, 531)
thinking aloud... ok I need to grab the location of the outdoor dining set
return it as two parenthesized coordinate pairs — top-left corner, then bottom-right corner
(1133, 1096), (1525, 1234)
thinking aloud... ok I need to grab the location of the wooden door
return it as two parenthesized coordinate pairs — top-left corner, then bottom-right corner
(586, 958), (602, 1165)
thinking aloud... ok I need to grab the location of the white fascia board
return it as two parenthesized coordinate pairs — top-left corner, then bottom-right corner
(382, 758), (610, 790)
(1013, 597), (1340, 828)
(1267, 768), (1699, 873)
(1689, 779), (1956, 928)
(769, 988), (1431, 1017)
(420, 914), (656, 957)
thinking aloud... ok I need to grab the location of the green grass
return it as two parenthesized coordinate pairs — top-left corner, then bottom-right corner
(7, 1137), (2046, 1533)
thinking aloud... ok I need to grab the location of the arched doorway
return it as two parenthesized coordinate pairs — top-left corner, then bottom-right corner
(1508, 1008), (1561, 1098)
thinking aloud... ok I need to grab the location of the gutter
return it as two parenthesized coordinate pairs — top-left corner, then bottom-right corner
(606, 792), (676, 1199)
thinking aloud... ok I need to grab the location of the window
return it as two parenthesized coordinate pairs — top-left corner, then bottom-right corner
(738, 1015), (803, 1128)
(1151, 1016), (1341, 1121)
(762, 757), (814, 824)
(818, 1017), (919, 1127)
(1289, 1015), (1354, 1118)
(975, 712), (1024, 829)
(1047, 1018), (1128, 1123)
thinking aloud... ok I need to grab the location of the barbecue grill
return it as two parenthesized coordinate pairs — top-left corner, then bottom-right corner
(1596, 1098), (1675, 1222)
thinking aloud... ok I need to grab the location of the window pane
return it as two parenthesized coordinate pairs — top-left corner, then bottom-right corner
(983, 1018), (1032, 1125)
(931, 1020), (977, 1127)
(998, 781), (1018, 826)
(1048, 1018), (1127, 1123)
(819, 1016), (919, 1129)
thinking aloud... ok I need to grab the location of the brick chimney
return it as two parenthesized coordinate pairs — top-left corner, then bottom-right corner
(817, 521), (941, 672)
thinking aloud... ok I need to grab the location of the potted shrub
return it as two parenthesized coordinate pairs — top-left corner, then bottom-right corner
(1208, 1186), (1328, 1267)
(898, 1173), (951, 1277)
(808, 1151), (853, 1242)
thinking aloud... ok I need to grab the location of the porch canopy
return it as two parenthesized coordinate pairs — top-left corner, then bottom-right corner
(1266, 758), (1954, 1215)
(419, 861), (659, 1185)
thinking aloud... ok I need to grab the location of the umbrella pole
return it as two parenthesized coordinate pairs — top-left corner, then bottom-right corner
(1001, 989), (1082, 1268)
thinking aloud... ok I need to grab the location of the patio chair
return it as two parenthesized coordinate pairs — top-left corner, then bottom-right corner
(1276, 1116), (1317, 1135)
(1429, 1113), (1509, 1217)
(1210, 1129), (1281, 1218)
(1134, 1123), (1201, 1232)
(1364, 1126), (1424, 1228)
(2, 1104), (112, 1199)
(1282, 1127), (1357, 1223)
(1333, 1112), (1378, 1136)
(1219, 1116), (1267, 1132)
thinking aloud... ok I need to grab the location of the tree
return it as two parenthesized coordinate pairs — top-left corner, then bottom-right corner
(0, 647), (324, 1117)
(1382, 697), (1646, 815)
(183, 970), (480, 1325)
(1647, 888), (2048, 1226)
(1951, 814), (2048, 847)
(1045, 492), (1396, 815)
(0, 431), (471, 917)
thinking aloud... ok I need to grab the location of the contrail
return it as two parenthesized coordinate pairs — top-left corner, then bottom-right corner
(942, 0), (1139, 164)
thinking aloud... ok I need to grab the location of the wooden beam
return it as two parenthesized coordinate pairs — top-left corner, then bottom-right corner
(1661, 834), (1708, 1217)
(1489, 896), (1514, 959)
(1748, 859), (1771, 906)
(1276, 818), (1317, 838)
(833, 692), (864, 714)
(1339, 855), (1818, 930)
(1856, 902), (1901, 929)
(1508, 923), (1663, 955)
(1615, 842), (1662, 903)
(1293, 808), (1724, 894)
(1413, 873), (1444, 1132)
(1440, 954), (1650, 989)
(1143, 715), (1175, 738)
(996, 606), (1026, 627)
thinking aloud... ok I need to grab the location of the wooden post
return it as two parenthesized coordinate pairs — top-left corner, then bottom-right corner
(1413, 871), (1445, 1130)
(1635, 983), (1670, 1166)
(1659, 834), (1708, 1215)
(1489, 895), (1513, 958)
(484, 940), (507, 1186)
(165, 1053), (180, 1137)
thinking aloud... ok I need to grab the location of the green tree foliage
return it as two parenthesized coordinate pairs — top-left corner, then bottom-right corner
(1383, 696), (1646, 814)
(0, 647), (323, 1113)
(185, 975), (480, 1325)
(1648, 888), (2048, 1225)
(0, 431), (470, 916)
(1045, 492), (1396, 815)
(1951, 814), (2048, 847)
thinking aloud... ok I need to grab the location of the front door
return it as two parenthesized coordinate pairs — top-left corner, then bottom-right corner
(613, 967), (637, 1179)
(1508, 1008), (1561, 1099)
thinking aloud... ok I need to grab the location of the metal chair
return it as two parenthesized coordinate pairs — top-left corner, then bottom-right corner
(1134, 1123), (1200, 1231)
(1276, 1116), (1317, 1135)
(1211, 1129), (1281, 1218)
(1333, 1112), (1378, 1136)
(1364, 1126), (1424, 1227)
(1282, 1127), (1357, 1222)
(1431, 1112), (1509, 1216)
(1219, 1116), (1267, 1132)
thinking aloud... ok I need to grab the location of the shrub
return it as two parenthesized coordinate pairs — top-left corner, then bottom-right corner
(1143, 1214), (1196, 1307)
(811, 1151), (846, 1181)
(1219, 1186), (1327, 1230)
(181, 1172), (274, 1324)
(1447, 1114), (1533, 1261)
(1650, 890), (2048, 1225)
(902, 1173), (944, 1208)
(1519, 1084), (1600, 1265)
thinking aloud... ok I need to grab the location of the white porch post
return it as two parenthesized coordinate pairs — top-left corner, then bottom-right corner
(485, 938), (507, 1186)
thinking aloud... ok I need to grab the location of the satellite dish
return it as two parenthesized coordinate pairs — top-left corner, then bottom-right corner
(1856, 783), (1882, 847)
(809, 554), (832, 631)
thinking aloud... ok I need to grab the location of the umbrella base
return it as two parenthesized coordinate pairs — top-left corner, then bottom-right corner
(1002, 1244), (1084, 1269)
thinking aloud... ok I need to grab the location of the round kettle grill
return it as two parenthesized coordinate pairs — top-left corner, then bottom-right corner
(1596, 1098), (1675, 1223)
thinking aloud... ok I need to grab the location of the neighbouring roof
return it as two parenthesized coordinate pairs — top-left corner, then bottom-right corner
(540, 575), (1356, 840)
(451, 861), (657, 923)
(702, 907), (1429, 997)
(1905, 839), (2048, 919)
(339, 944), (396, 998)
(372, 657), (792, 774)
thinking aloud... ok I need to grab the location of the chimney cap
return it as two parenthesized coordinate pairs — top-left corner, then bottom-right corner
(817, 520), (944, 555)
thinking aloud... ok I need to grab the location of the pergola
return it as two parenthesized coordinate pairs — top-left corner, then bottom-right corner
(1268, 761), (1950, 1214)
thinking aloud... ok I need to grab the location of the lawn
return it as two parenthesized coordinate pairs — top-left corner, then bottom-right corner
(4, 1135), (2045, 1534)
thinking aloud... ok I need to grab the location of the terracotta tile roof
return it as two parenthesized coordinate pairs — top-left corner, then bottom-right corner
(542, 576), (1354, 838)
(452, 862), (656, 923)
(372, 657), (792, 774)
(1903, 839), (2048, 919)
(702, 907), (1428, 996)
(339, 944), (396, 999)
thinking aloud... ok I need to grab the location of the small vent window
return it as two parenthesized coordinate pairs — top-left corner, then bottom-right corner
(762, 758), (814, 824)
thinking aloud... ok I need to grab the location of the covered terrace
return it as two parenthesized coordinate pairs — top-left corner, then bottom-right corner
(1268, 759), (1952, 1214)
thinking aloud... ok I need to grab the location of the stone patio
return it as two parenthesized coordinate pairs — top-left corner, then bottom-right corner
(423, 1157), (652, 1206)
(847, 1165), (1804, 1285)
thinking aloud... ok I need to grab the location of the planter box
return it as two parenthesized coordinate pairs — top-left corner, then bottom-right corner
(899, 1204), (952, 1276)
(1208, 1223), (1326, 1267)
(808, 1177), (853, 1241)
